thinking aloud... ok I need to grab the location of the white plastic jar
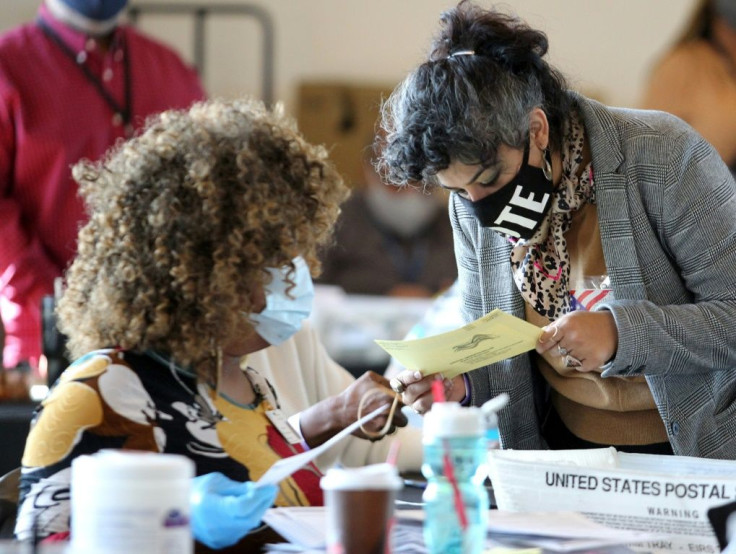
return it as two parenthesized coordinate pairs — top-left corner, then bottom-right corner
(71, 450), (195, 554)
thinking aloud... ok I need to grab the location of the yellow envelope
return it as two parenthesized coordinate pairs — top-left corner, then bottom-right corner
(374, 309), (542, 379)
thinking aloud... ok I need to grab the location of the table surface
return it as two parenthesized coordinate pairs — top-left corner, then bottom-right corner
(0, 478), (438, 554)
(0, 465), (491, 553)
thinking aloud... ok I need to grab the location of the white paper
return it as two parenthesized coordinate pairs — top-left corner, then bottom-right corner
(256, 404), (388, 487)
(264, 506), (660, 553)
(263, 507), (326, 549)
(398, 509), (660, 541)
(489, 446), (620, 469)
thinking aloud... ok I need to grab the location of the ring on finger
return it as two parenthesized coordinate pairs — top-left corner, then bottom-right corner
(557, 345), (569, 356)
(551, 325), (559, 340)
(390, 378), (406, 394)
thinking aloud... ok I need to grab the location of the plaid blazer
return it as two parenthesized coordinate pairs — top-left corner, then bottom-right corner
(451, 93), (736, 459)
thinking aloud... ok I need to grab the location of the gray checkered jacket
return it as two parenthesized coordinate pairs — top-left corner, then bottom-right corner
(452, 93), (736, 459)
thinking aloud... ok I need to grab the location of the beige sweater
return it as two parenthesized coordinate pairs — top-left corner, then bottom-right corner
(526, 203), (668, 445)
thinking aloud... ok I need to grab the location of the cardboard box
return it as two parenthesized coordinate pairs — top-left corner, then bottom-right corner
(296, 81), (395, 187)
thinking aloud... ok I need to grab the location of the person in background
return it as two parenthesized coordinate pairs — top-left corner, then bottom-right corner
(317, 145), (456, 298)
(0, 0), (206, 379)
(380, 1), (736, 459)
(15, 98), (418, 549)
(642, 0), (736, 177)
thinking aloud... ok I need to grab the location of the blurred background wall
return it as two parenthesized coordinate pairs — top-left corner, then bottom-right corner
(0, 0), (705, 406)
(0, 0), (697, 184)
(1, 0), (695, 109)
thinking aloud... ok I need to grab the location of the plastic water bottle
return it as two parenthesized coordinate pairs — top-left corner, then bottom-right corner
(481, 393), (509, 450)
(422, 402), (489, 554)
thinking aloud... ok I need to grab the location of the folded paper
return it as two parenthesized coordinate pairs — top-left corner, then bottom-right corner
(375, 309), (542, 379)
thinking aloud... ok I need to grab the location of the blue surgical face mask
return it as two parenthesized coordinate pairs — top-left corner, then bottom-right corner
(58, 0), (128, 20)
(48, 0), (128, 36)
(248, 257), (314, 346)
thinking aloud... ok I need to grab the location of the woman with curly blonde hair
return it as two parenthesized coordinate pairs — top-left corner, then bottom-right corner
(16, 98), (418, 549)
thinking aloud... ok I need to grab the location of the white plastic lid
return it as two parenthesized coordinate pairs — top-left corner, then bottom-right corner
(72, 450), (195, 482)
(422, 401), (484, 440)
(320, 462), (403, 491)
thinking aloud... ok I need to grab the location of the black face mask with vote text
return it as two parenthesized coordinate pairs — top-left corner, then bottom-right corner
(457, 142), (554, 239)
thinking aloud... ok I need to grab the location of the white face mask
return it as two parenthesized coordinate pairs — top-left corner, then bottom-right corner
(248, 257), (314, 346)
(365, 185), (440, 238)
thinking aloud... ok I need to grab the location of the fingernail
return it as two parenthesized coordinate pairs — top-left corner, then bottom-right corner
(413, 371), (422, 380)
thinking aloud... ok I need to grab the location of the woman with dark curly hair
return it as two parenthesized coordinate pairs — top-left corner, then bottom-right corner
(15, 98), (418, 549)
(382, 1), (736, 459)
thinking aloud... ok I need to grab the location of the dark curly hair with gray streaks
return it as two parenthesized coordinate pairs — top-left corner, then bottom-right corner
(59, 98), (349, 381)
(378, 0), (571, 186)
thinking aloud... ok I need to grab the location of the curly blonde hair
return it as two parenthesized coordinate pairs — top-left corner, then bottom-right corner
(59, 98), (349, 380)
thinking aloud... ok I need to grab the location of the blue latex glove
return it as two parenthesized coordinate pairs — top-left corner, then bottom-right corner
(190, 472), (278, 549)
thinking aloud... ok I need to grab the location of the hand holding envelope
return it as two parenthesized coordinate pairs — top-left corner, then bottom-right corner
(375, 309), (542, 379)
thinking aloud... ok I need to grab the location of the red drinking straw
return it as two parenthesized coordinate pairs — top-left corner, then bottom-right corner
(386, 439), (401, 466)
(431, 377), (469, 530)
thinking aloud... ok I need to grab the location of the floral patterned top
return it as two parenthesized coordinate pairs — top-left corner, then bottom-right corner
(15, 348), (322, 540)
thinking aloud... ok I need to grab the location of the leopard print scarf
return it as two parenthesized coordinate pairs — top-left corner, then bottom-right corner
(508, 110), (594, 321)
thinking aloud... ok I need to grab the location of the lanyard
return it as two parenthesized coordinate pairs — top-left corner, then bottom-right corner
(146, 350), (225, 427)
(37, 17), (133, 136)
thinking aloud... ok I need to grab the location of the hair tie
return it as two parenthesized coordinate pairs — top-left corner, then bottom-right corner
(357, 389), (401, 440)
